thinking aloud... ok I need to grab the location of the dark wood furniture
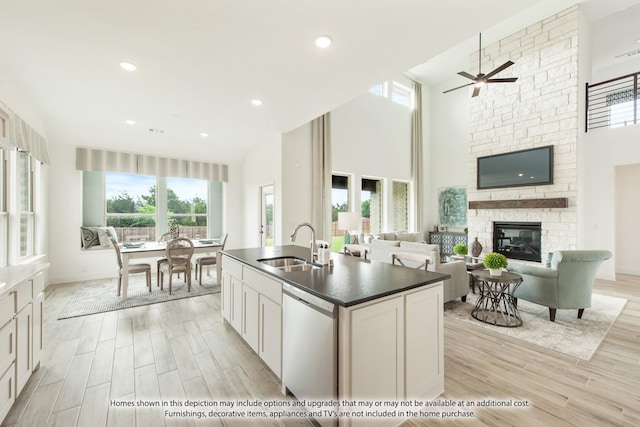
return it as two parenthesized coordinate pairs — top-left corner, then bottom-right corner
(471, 270), (523, 327)
(428, 231), (467, 262)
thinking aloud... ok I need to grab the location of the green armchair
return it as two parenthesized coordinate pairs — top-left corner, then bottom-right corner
(507, 250), (612, 321)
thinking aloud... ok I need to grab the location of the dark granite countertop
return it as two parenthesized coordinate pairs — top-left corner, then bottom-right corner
(222, 245), (449, 307)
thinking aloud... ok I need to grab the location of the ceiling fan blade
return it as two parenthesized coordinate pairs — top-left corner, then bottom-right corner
(486, 77), (518, 83)
(443, 82), (475, 94)
(457, 71), (477, 81)
(472, 85), (482, 97)
(484, 60), (514, 79)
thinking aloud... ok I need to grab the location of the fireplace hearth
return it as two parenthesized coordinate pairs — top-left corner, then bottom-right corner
(493, 221), (542, 262)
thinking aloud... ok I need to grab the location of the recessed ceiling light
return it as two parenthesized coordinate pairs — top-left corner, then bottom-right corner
(518, 173), (524, 177)
(125, 120), (135, 125)
(251, 99), (263, 106)
(315, 35), (333, 48)
(119, 62), (137, 72)
(200, 133), (209, 138)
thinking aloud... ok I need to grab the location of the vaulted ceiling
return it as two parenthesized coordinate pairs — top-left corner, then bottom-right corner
(0, 0), (637, 163)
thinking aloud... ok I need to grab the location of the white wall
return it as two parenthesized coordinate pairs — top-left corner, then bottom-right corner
(331, 86), (412, 233)
(242, 135), (282, 248)
(0, 73), (49, 273)
(614, 163), (640, 275)
(425, 5), (640, 280)
(281, 122), (313, 245)
(426, 79), (470, 231)
(583, 125), (640, 279)
(45, 135), (246, 284)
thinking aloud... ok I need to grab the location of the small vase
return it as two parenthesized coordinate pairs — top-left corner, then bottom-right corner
(489, 268), (502, 277)
(471, 237), (483, 257)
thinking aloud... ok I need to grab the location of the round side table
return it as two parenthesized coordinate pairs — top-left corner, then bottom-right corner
(471, 270), (523, 327)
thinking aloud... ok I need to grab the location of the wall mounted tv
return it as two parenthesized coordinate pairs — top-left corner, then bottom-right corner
(477, 145), (554, 190)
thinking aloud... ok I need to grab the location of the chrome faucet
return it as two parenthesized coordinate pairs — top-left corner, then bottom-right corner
(290, 222), (317, 262)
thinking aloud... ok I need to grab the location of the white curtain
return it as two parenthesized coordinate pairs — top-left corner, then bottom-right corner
(311, 113), (332, 242)
(76, 147), (228, 182)
(411, 82), (424, 232)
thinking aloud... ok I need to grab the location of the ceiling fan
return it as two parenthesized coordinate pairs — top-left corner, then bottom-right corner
(443, 33), (518, 97)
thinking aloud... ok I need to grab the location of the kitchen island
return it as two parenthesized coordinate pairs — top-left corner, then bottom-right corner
(221, 245), (448, 427)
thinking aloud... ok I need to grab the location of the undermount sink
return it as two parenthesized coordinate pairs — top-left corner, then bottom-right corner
(258, 256), (321, 272)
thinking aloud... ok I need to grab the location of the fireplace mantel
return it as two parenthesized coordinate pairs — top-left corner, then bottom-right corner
(468, 198), (568, 210)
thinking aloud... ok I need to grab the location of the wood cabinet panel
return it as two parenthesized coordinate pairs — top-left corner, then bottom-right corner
(14, 304), (31, 396)
(0, 319), (15, 377)
(242, 284), (259, 352)
(259, 295), (282, 378)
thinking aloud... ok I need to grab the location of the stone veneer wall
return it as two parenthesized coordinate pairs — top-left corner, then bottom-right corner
(467, 6), (580, 259)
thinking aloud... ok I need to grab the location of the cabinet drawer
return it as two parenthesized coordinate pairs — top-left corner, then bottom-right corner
(221, 256), (243, 279)
(0, 319), (15, 377)
(0, 362), (15, 424)
(14, 281), (32, 313)
(31, 273), (45, 297)
(242, 267), (282, 303)
(0, 294), (14, 328)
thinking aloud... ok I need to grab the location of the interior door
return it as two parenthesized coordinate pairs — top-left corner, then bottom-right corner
(260, 185), (275, 247)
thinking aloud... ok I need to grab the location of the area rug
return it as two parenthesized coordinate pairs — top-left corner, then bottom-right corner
(57, 275), (221, 319)
(444, 293), (627, 361)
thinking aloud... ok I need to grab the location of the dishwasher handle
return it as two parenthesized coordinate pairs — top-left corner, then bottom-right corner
(283, 283), (337, 318)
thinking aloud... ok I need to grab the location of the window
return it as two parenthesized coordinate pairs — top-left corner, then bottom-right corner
(101, 172), (215, 243)
(0, 149), (7, 266)
(332, 174), (350, 251)
(391, 81), (412, 108)
(166, 177), (208, 238)
(392, 181), (409, 232)
(362, 178), (382, 235)
(368, 80), (413, 108)
(369, 82), (387, 97)
(18, 151), (34, 257)
(105, 172), (156, 242)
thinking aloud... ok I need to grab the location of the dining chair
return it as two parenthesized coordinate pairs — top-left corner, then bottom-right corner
(159, 237), (195, 294)
(194, 233), (228, 286)
(111, 237), (152, 296)
(156, 232), (173, 287)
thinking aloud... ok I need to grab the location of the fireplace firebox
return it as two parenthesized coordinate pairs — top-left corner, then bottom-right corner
(493, 221), (542, 262)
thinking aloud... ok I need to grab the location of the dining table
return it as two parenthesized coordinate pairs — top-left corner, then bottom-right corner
(119, 239), (223, 299)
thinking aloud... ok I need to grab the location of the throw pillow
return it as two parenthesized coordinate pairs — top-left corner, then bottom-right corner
(396, 232), (422, 242)
(80, 226), (100, 249)
(97, 227), (114, 247)
(371, 239), (401, 247)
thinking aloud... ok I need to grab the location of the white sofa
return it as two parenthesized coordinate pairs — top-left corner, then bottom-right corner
(346, 238), (468, 303)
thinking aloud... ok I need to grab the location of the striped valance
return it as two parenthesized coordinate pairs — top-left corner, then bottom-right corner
(75, 147), (228, 182)
(6, 109), (50, 164)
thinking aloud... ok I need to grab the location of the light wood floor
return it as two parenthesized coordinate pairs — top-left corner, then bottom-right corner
(2, 275), (639, 427)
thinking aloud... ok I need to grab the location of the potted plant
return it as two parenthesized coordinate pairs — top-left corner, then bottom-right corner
(483, 252), (508, 276)
(453, 244), (468, 256)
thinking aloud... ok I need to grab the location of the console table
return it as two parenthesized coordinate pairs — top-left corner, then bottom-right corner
(428, 231), (467, 262)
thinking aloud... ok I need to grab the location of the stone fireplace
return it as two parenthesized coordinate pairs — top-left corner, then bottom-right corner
(466, 7), (580, 260)
(493, 221), (542, 262)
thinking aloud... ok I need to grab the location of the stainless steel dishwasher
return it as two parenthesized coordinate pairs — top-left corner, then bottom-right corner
(282, 283), (337, 427)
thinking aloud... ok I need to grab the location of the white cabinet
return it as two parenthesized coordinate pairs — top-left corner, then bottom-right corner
(221, 257), (244, 334)
(0, 266), (47, 425)
(242, 284), (259, 352)
(348, 297), (404, 401)
(259, 294), (282, 378)
(338, 283), (443, 426)
(220, 255), (283, 379)
(0, 294), (15, 424)
(14, 303), (31, 396)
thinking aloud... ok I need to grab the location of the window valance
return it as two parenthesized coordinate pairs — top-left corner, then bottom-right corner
(75, 147), (228, 182)
(6, 109), (50, 164)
